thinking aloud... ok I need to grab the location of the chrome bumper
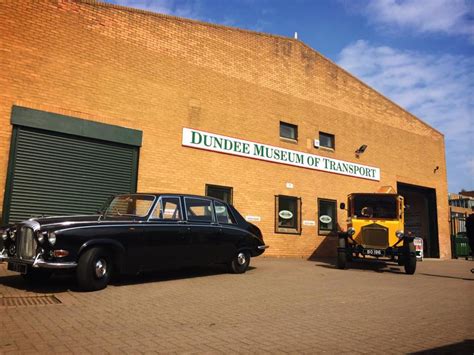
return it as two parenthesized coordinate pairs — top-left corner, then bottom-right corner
(258, 245), (269, 250)
(0, 250), (77, 269)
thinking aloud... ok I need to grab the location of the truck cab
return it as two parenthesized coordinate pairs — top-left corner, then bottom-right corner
(337, 191), (417, 274)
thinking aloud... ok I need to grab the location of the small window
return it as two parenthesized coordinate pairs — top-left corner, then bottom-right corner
(280, 122), (298, 141)
(318, 198), (337, 234)
(275, 195), (301, 234)
(214, 201), (236, 224)
(150, 196), (182, 220)
(319, 132), (335, 149)
(206, 184), (233, 204)
(185, 198), (214, 223)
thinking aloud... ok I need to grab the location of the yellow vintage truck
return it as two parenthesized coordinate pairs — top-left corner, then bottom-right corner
(337, 189), (417, 274)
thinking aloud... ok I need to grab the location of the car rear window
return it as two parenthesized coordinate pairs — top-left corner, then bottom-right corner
(214, 201), (236, 224)
(185, 198), (214, 223)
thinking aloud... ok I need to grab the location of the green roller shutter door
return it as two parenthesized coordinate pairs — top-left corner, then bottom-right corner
(6, 126), (139, 223)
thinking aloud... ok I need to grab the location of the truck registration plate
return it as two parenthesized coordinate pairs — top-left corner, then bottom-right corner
(365, 249), (384, 256)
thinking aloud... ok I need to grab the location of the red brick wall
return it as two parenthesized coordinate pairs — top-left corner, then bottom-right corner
(0, 0), (450, 258)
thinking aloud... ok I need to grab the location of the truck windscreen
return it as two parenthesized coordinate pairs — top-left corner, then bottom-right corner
(352, 195), (398, 219)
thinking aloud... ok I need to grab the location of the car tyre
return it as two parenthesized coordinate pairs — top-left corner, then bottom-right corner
(336, 237), (347, 270)
(403, 240), (417, 275)
(22, 268), (53, 284)
(229, 250), (250, 274)
(77, 247), (112, 291)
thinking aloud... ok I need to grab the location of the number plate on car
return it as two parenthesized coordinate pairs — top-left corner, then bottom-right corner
(364, 249), (384, 256)
(8, 262), (27, 274)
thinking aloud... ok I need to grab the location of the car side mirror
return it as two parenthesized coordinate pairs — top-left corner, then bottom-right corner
(340, 202), (346, 210)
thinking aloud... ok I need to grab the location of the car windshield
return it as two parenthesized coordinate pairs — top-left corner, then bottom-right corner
(104, 195), (155, 218)
(352, 194), (398, 219)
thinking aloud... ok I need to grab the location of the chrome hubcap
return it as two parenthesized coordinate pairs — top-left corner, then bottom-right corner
(95, 259), (107, 278)
(237, 252), (246, 266)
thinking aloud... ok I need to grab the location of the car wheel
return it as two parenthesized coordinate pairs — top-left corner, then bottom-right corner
(229, 250), (250, 274)
(403, 240), (417, 275)
(336, 237), (347, 270)
(22, 268), (53, 284)
(77, 247), (112, 291)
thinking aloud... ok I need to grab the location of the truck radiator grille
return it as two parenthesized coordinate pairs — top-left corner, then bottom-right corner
(361, 224), (389, 248)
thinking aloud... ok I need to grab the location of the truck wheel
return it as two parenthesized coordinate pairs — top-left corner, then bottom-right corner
(77, 247), (112, 291)
(337, 238), (347, 270)
(229, 251), (250, 274)
(403, 241), (417, 275)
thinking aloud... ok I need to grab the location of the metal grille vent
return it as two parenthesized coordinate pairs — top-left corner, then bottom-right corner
(361, 223), (389, 248)
(17, 227), (37, 259)
(0, 295), (61, 307)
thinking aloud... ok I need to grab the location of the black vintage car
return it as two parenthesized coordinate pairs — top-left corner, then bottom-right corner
(0, 194), (268, 291)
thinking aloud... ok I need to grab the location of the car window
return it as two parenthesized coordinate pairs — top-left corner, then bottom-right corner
(150, 197), (182, 220)
(185, 198), (214, 223)
(214, 201), (236, 224)
(105, 195), (155, 218)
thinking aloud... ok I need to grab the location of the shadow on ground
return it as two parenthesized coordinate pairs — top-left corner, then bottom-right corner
(409, 339), (474, 354)
(311, 256), (405, 274)
(0, 264), (256, 293)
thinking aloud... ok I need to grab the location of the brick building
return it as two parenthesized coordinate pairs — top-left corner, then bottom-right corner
(0, 1), (450, 258)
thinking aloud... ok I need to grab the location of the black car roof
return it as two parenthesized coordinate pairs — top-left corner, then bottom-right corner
(116, 193), (228, 203)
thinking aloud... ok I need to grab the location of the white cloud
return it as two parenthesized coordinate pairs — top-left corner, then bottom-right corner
(357, 0), (474, 41)
(113, 0), (201, 20)
(338, 40), (474, 191)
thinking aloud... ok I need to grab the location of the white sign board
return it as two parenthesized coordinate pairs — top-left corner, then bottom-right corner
(245, 216), (261, 222)
(319, 215), (332, 224)
(303, 220), (316, 226)
(182, 128), (380, 181)
(278, 210), (294, 219)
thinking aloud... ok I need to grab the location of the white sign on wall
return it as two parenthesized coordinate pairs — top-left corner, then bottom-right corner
(319, 215), (333, 224)
(278, 210), (294, 219)
(303, 220), (316, 226)
(245, 216), (261, 222)
(182, 128), (380, 181)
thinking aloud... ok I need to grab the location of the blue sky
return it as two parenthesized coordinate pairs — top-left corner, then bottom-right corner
(105, 0), (473, 193)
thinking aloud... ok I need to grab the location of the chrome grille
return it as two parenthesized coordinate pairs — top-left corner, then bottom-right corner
(17, 226), (37, 260)
(361, 224), (388, 248)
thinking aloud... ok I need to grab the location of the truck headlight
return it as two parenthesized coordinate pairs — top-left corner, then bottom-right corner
(1, 231), (7, 241)
(47, 232), (56, 246)
(347, 227), (356, 236)
(396, 230), (404, 239)
(9, 230), (16, 241)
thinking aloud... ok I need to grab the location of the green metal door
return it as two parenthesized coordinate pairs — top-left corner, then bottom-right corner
(4, 126), (139, 223)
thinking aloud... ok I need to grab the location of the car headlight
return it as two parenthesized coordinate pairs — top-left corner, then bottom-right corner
(396, 230), (404, 239)
(347, 227), (356, 236)
(1, 231), (8, 241)
(37, 231), (47, 244)
(47, 231), (56, 245)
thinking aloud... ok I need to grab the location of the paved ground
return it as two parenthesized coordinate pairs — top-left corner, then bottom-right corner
(0, 257), (472, 354)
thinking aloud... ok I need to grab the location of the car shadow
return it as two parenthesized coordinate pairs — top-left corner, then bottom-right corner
(0, 265), (257, 293)
(113, 265), (257, 287)
(0, 272), (77, 294)
(418, 273), (473, 281)
(409, 339), (473, 354)
(311, 257), (405, 274)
